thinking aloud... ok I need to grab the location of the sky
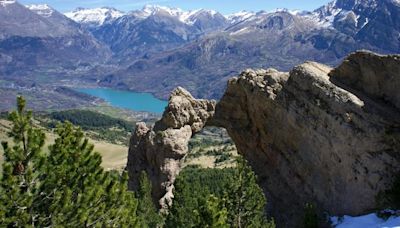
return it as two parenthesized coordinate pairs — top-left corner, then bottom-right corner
(18, 0), (331, 14)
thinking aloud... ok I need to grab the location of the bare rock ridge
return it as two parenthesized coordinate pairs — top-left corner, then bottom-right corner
(127, 51), (400, 225)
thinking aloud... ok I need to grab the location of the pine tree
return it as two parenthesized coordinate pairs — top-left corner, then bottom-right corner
(35, 121), (139, 227)
(303, 203), (319, 228)
(224, 158), (275, 228)
(195, 195), (229, 228)
(0, 96), (46, 226)
(0, 96), (139, 227)
(165, 167), (235, 227)
(137, 171), (163, 228)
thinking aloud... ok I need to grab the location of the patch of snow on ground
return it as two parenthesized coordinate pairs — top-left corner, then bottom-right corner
(331, 214), (400, 228)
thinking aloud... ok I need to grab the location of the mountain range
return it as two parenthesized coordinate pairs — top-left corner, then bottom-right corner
(0, 1), (110, 75)
(0, 0), (399, 101)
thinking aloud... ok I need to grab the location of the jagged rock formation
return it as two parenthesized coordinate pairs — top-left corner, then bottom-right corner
(127, 51), (400, 226)
(127, 88), (216, 207)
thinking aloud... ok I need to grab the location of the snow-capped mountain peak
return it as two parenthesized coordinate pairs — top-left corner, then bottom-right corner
(181, 9), (223, 25)
(302, 0), (382, 28)
(141, 4), (184, 17)
(26, 4), (54, 17)
(226, 11), (255, 24)
(303, 3), (341, 27)
(65, 7), (125, 26)
(270, 8), (307, 16)
(134, 5), (225, 26)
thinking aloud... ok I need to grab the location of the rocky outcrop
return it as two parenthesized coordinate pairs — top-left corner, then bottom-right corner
(127, 87), (216, 207)
(127, 51), (400, 226)
(330, 51), (400, 110)
(213, 51), (400, 225)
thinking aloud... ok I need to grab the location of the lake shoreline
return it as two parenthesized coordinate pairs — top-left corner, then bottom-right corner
(74, 88), (168, 114)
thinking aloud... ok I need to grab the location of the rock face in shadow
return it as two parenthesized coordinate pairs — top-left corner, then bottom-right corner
(127, 51), (400, 226)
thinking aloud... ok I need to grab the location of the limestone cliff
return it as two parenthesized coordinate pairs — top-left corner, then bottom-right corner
(127, 51), (400, 226)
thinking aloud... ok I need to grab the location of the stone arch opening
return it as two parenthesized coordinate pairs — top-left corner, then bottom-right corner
(185, 126), (237, 169)
(127, 51), (400, 226)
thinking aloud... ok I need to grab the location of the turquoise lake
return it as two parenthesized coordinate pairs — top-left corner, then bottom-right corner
(76, 88), (168, 114)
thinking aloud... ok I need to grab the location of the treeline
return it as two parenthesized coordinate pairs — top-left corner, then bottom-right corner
(48, 109), (134, 131)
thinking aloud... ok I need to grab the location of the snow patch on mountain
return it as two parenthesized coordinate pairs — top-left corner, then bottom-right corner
(26, 4), (54, 17)
(0, 0), (15, 7)
(229, 27), (251, 35)
(227, 11), (255, 24)
(303, 2), (343, 28)
(182, 9), (220, 25)
(65, 7), (125, 26)
(179, 9), (202, 24)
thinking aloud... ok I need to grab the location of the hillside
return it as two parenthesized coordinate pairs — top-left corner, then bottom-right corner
(0, 117), (128, 171)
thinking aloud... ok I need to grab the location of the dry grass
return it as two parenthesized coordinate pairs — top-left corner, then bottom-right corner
(0, 119), (128, 172)
(184, 144), (238, 169)
(184, 156), (216, 168)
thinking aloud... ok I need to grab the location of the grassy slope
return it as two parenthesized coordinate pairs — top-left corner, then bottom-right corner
(0, 119), (128, 172)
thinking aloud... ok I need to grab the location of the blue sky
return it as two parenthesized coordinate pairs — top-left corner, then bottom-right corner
(19, 0), (331, 14)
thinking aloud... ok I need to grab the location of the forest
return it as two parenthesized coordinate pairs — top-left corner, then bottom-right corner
(48, 109), (135, 131)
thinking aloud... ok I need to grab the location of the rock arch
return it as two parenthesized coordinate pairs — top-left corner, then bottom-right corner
(127, 51), (400, 226)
